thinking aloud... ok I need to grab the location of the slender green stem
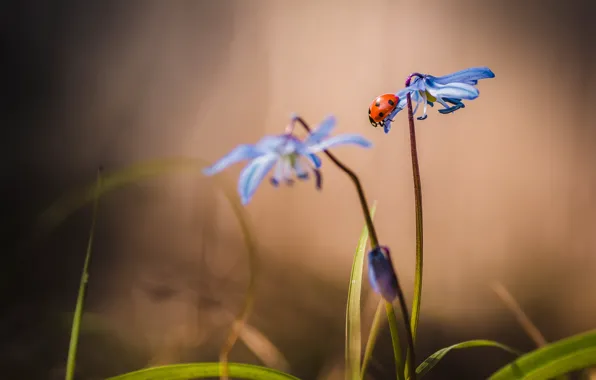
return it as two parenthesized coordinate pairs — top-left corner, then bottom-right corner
(294, 117), (379, 247)
(65, 168), (102, 380)
(386, 302), (406, 380)
(403, 74), (424, 380)
(218, 178), (259, 380)
(361, 301), (385, 379)
(294, 116), (416, 380)
(391, 262), (416, 379)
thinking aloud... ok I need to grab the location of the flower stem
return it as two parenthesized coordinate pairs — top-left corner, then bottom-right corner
(403, 74), (425, 380)
(294, 116), (416, 380)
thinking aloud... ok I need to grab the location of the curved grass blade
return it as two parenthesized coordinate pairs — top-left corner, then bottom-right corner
(361, 300), (385, 379)
(416, 340), (520, 378)
(386, 302), (405, 380)
(106, 362), (300, 380)
(211, 171), (260, 379)
(35, 157), (260, 379)
(346, 201), (377, 380)
(237, 322), (290, 372)
(65, 169), (102, 380)
(491, 281), (568, 380)
(491, 282), (548, 347)
(35, 157), (201, 236)
(489, 330), (596, 380)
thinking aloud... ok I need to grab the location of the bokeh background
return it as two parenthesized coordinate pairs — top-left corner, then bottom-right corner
(3, 0), (596, 379)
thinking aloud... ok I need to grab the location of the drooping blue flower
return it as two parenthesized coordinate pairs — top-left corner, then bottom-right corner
(368, 246), (399, 302)
(203, 115), (372, 205)
(382, 67), (495, 133)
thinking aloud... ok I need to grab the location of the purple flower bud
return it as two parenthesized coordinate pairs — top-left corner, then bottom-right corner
(368, 246), (399, 302)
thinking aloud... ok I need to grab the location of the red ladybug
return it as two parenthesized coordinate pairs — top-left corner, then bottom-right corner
(368, 93), (399, 128)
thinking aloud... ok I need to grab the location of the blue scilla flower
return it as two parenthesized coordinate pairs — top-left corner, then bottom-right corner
(368, 246), (399, 302)
(382, 67), (495, 133)
(203, 115), (372, 205)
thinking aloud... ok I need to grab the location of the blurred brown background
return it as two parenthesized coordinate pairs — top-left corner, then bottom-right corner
(2, 0), (596, 379)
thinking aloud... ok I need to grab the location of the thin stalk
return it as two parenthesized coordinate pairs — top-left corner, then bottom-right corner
(294, 116), (416, 380)
(298, 117), (380, 248)
(404, 73), (425, 380)
(65, 168), (102, 380)
(386, 302), (405, 380)
(361, 301), (385, 379)
(218, 182), (259, 380)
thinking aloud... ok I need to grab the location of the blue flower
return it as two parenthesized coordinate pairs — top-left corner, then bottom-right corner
(203, 115), (372, 205)
(368, 246), (399, 302)
(382, 67), (495, 133)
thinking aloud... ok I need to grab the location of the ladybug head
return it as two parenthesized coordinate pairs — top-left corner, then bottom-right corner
(369, 115), (377, 127)
(368, 107), (381, 128)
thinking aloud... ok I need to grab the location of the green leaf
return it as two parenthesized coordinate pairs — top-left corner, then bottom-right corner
(106, 362), (300, 380)
(488, 330), (596, 380)
(345, 201), (377, 380)
(65, 170), (102, 380)
(417, 340), (520, 378)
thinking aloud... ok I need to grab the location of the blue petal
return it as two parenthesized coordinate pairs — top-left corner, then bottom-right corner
(368, 246), (398, 302)
(270, 160), (285, 187)
(293, 155), (311, 179)
(424, 78), (480, 100)
(255, 135), (290, 152)
(394, 96), (408, 111)
(409, 76), (426, 91)
(308, 153), (322, 169)
(238, 154), (278, 205)
(431, 67), (495, 85)
(384, 120), (392, 134)
(304, 115), (337, 145)
(391, 87), (416, 117)
(395, 87), (413, 102)
(203, 144), (262, 176)
(307, 134), (372, 152)
(443, 97), (464, 105)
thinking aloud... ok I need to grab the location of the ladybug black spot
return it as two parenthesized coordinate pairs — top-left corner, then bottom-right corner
(368, 108), (371, 114)
(375, 101), (381, 107)
(378, 112), (384, 118)
(388, 99), (395, 106)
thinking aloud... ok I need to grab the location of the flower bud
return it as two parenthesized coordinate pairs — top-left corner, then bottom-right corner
(368, 246), (398, 302)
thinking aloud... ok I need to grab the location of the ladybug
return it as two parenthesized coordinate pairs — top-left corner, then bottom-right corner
(368, 93), (399, 128)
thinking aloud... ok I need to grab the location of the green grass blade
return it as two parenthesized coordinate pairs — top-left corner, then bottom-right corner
(35, 157), (262, 378)
(65, 169), (102, 380)
(404, 244), (422, 380)
(361, 300), (385, 379)
(416, 340), (520, 378)
(106, 362), (300, 380)
(491, 281), (569, 380)
(488, 330), (596, 380)
(346, 201), (377, 380)
(386, 302), (405, 380)
(35, 157), (201, 236)
(214, 176), (259, 378)
(360, 302), (408, 380)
